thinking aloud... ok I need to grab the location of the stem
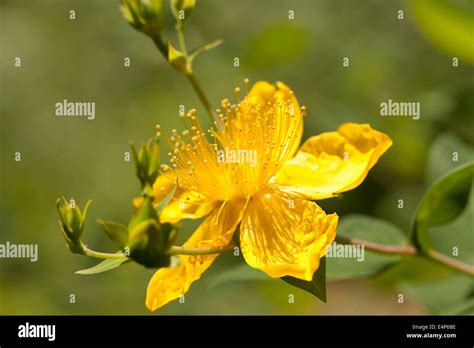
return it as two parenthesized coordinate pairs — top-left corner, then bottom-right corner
(168, 244), (234, 255)
(80, 243), (234, 260)
(335, 236), (474, 277)
(424, 248), (474, 277)
(414, 221), (474, 277)
(176, 25), (188, 56)
(185, 72), (221, 128)
(82, 246), (126, 260)
(335, 236), (417, 255)
(151, 30), (222, 129)
(152, 37), (168, 58)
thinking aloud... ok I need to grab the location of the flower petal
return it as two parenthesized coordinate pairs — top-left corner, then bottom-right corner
(276, 123), (392, 200)
(152, 172), (179, 203)
(160, 190), (219, 224)
(145, 199), (247, 311)
(152, 172), (217, 224)
(275, 81), (304, 158)
(240, 191), (338, 281)
(247, 81), (277, 104)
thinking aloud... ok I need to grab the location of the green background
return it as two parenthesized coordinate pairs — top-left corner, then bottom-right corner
(1, 0), (473, 314)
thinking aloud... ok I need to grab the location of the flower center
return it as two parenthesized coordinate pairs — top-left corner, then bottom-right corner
(158, 83), (304, 201)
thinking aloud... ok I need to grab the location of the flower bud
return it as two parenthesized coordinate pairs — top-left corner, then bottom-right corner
(127, 219), (178, 268)
(130, 138), (161, 189)
(56, 198), (91, 253)
(171, 0), (196, 28)
(120, 0), (165, 38)
(126, 196), (179, 268)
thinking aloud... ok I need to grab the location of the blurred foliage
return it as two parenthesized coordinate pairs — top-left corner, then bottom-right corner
(409, 0), (474, 63)
(377, 132), (474, 315)
(426, 133), (474, 185)
(243, 23), (308, 69)
(400, 272), (473, 314)
(1, 0), (473, 314)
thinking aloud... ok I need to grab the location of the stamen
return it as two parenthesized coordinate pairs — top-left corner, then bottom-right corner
(234, 87), (241, 103)
(301, 105), (307, 117)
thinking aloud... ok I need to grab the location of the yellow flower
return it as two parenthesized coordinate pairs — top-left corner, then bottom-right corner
(146, 80), (392, 311)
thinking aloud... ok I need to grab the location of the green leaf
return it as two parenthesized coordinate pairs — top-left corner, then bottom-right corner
(189, 39), (223, 61)
(327, 215), (408, 281)
(410, 0), (474, 64)
(75, 257), (128, 275)
(155, 180), (177, 215)
(282, 257), (327, 302)
(413, 163), (473, 272)
(79, 199), (92, 232)
(130, 141), (140, 168)
(98, 220), (129, 250)
(426, 180), (474, 265)
(426, 133), (474, 185)
(413, 163), (473, 240)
